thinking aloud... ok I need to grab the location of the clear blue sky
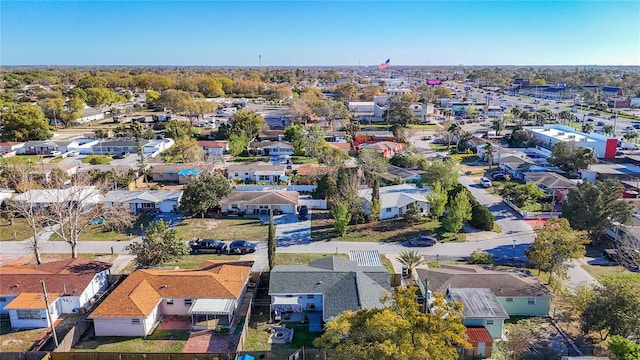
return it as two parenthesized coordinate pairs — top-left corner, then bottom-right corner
(2, 1), (639, 66)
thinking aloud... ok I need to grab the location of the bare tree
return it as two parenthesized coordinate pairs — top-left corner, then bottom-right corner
(6, 197), (44, 265)
(101, 203), (136, 234)
(613, 230), (640, 270)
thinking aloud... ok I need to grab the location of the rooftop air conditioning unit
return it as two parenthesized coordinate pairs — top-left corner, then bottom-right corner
(568, 135), (575, 139)
(558, 132), (565, 135)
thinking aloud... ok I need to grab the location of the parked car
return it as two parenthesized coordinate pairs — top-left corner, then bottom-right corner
(298, 205), (309, 220)
(480, 177), (493, 188)
(491, 172), (506, 181)
(189, 238), (227, 254)
(228, 240), (258, 254)
(596, 121), (605, 126)
(408, 235), (437, 247)
(223, 209), (246, 217)
(49, 151), (62, 157)
(68, 150), (80, 157)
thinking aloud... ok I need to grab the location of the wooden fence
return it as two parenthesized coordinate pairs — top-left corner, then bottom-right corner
(53, 320), (90, 353)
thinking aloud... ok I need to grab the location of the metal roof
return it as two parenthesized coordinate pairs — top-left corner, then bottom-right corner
(348, 250), (383, 267)
(188, 298), (236, 315)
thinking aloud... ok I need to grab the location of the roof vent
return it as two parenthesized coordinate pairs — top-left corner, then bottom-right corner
(159, 285), (167, 290)
(314, 281), (323, 286)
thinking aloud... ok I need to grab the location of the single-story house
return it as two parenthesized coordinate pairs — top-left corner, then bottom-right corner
(0, 258), (111, 329)
(13, 186), (104, 209)
(523, 171), (578, 203)
(151, 163), (207, 183)
(227, 162), (287, 184)
(269, 257), (392, 326)
(92, 139), (151, 155)
(380, 165), (425, 184)
(75, 106), (105, 124)
(258, 130), (285, 142)
(447, 288), (509, 340)
(220, 190), (299, 215)
(499, 155), (535, 179)
(19, 141), (59, 155)
(249, 141), (294, 156)
(0, 141), (25, 156)
(198, 140), (228, 157)
(89, 260), (252, 337)
(415, 265), (552, 317)
(104, 190), (183, 214)
(327, 142), (351, 154)
(143, 139), (175, 157)
(358, 141), (406, 158)
(358, 183), (430, 220)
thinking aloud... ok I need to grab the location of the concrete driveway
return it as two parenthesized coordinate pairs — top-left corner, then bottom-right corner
(274, 212), (311, 246)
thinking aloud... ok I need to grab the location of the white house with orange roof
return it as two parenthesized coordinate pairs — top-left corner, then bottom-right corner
(89, 261), (252, 336)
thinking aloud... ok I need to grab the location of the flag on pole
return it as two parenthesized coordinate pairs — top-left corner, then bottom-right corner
(378, 59), (390, 70)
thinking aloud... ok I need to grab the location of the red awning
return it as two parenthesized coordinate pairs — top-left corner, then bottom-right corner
(466, 327), (493, 343)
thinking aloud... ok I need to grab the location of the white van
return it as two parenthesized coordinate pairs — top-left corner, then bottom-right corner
(480, 177), (493, 188)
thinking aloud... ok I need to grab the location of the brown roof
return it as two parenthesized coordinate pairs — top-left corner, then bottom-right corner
(327, 142), (351, 150)
(89, 261), (252, 318)
(221, 190), (299, 206)
(198, 141), (228, 149)
(0, 258), (112, 297)
(466, 327), (493, 343)
(415, 265), (552, 297)
(296, 164), (338, 177)
(4, 292), (61, 310)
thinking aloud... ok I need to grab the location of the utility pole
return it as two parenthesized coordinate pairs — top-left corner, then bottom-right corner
(40, 279), (59, 348)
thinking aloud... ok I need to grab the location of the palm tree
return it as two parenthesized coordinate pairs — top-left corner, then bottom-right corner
(397, 250), (427, 277)
(623, 131), (638, 143)
(484, 142), (494, 169)
(447, 123), (460, 150)
(603, 125), (615, 137)
(581, 123), (594, 134)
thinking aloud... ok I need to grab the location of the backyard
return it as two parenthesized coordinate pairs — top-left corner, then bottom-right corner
(72, 329), (189, 352)
(0, 319), (47, 352)
(310, 210), (465, 243)
(173, 217), (268, 242)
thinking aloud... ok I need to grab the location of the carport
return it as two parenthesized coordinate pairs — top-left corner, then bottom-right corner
(188, 298), (235, 329)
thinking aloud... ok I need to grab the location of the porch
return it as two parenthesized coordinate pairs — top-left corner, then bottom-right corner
(188, 298), (235, 330)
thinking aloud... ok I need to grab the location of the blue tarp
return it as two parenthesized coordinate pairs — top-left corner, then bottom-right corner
(236, 355), (254, 360)
(178, 169), (200, 176)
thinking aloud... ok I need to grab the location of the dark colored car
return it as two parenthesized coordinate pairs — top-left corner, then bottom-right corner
(491, 172), (506, 181)
(298, 205), (309, 220)
(408, 235), (437, 247)
(228, 240), (258, 254)
(189, 238), (227, 254)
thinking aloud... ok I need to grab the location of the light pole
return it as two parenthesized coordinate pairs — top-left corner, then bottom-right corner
(512, 239), (516, 266)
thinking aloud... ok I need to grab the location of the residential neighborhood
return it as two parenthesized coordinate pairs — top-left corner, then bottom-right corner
(1, 63), (640, 360)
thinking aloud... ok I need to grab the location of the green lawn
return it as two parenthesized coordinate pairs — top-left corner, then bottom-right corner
(0, 155), (43, 165)
(81, 155), (113, 165)
(0, 218), (37, 241)
(580, 263), (633, 281)
(49, 156), (64, 163)
(231, 156), (270, 163)
(311, 212), (465, 243)
(275, 253), (347, 265)
(429, 144), (477, 163)
(0, 319), (46, 352)
(244, 313), (322, 352)
(407, 124), (439, 130)
(290, 156), (318, 165)
(72, 329), (189, 352)
(165, 254), (242, 269)
(49, 215), (154, 241)
(173, 217), (268, 242)
(358, 124), (438, 132)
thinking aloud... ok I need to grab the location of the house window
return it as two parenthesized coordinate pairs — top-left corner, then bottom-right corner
(506, 297), (514, 302)
(385, 208), (392, 213)
(166, 299), (174, 305)
(307, 295), (314, 299)
(527, 297), (536, 305)
(16, 309), (41, 320)
(485, 319), (494, 325)
(258, 175), (269, 181)
(0, 297), (6, 302)
(184, 299), (193, 306)
(132, 319), (141, 324)
(234, 173), (239, 177)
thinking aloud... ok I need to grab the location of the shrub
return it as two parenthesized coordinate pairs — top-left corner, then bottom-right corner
(468, 249), (493, 264)
(469, 204), (494, 231)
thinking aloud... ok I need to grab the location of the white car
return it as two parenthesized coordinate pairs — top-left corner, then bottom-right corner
(49, 151), (62, 157)
(68, 150), (79, 157)
(480, 177), (493, 188)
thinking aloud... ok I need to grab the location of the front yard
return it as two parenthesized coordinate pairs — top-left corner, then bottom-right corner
(49, 215), (154, 241)
(310, 210), (465, 243)
(173, 217), (268, 242)
(72, 329), (189, 352)
(0, 218), (36, 241)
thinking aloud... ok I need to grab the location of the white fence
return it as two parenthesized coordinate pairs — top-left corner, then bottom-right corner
(503, 199), (562, 220)
(233, 185), (317, 193)
(298, 198), (327, 209)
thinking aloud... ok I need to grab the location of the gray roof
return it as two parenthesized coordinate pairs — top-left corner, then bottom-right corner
(98, 139), (151, 147)
(448, 288), (509, 319)
(227, 161), (285, 174)
(523, 172), (578, 190)
(416, 265), (552, 298)
(269, 256), (391, 320)
(104, 190), (183, 204)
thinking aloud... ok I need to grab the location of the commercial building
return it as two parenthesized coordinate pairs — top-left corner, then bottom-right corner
(527, 125), (617, 158)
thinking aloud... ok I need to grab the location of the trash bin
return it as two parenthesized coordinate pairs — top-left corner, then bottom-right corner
(401, 266), (409, 278)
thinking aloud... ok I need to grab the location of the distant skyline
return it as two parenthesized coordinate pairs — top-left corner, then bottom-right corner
(2, 1), (639, 66)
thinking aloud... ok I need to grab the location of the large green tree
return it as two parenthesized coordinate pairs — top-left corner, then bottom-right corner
(283, 124), (306, 155)
(1, 103), (52, 141)
(443, 191), (472, 234)
(499, 182), (545, 208)
(526, 218), (588, 283)
(548, 141), (597, 172)
(126, 220), (189, 267)
(383, 94), (415, 126)
(228, 109), (265, 142)
(179, 174), (231, 216)
(314, 287), (470, 360)
(426, 182), (448, 218)
(85, 87), (121, 110)
(422, 159), (459, 192)
(331, 201), (351, 236)
(357, 149), (388, 186)
(581, 274), (640, 340)
(563, 179), (633, 243)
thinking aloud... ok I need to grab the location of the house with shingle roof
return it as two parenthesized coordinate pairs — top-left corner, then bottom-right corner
(104, 190), (183, 213)
(416, 265), (552, 317)
(151, 163), (208, 184)
(226, 162), (287, 184)
(89, 260), (252, 337)
(358, 183), (430, 220)
(447, 288), (509, 340)
(0, 258), (111, 329)
(248, 141), (294, 156)
(523, 171), (578, 202)
(269, 257), (392, 329)
(358, 141), (406, 158)
(220, 190), (299, 215)
(198, 140), (228, 157)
